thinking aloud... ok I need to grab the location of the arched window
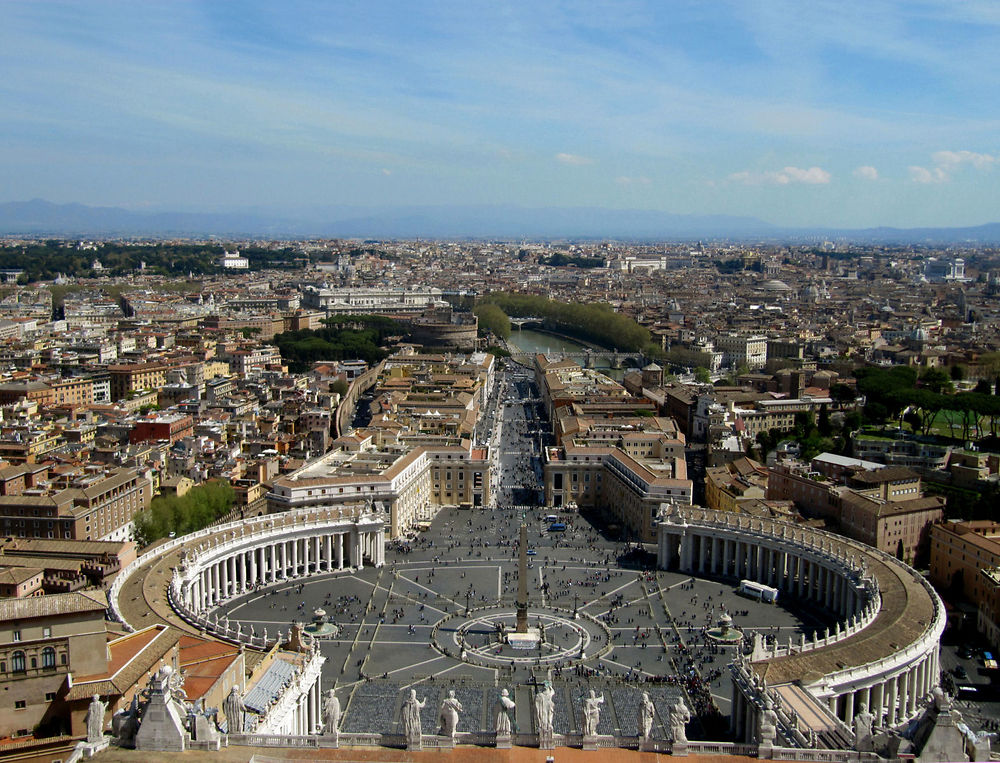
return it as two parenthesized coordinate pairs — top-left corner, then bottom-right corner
(30, 657), (36, 669)
(60, 653), (67, 665)
(11, 651), (25, 672)
(42, 647), (55, 668)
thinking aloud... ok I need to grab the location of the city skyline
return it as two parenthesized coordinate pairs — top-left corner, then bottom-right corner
(2, 1), (999, 229)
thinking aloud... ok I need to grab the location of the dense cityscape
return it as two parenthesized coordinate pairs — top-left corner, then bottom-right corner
(4, 1), (1000, 761)
(0, 238), (993, 761)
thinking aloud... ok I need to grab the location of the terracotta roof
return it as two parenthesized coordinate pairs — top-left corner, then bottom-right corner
(0, 588), (106, 621)
(67, 624), (178, 700)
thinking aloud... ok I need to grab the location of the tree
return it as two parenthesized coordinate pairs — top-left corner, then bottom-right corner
(133, 480), (235, 546)
(694, 367), (712, 384)
(331, 379), (349, 396)
(919, 367), (952, 394)
(830, 383), (856, 406)
(473, 303), (511, 340)
(817, 404), (832, 437)
(950, 364), (966, 382)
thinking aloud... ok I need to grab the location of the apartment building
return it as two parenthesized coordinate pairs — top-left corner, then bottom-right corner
(0, 590), (109, 739)
(715, 333), (768, 369)
(929, 520), (1000, 647)
(0, 467), (152, 542)
(268, 437), (490, 538)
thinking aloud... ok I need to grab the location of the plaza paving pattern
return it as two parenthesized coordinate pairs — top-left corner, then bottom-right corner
(216, 505), (830, 739)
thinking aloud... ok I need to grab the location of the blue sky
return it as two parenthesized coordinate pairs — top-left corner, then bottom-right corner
(1, 0), (999, 228)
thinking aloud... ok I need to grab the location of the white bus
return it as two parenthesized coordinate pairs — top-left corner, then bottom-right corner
(738, 580), (779, 604)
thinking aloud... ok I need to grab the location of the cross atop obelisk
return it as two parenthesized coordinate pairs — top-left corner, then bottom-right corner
(515, 519), (529, 633)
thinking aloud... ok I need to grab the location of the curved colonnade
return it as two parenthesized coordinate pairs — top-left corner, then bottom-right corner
(108, 506), (385, 737)
(110, 506), (385, 644)
(658, 508), (945, 743)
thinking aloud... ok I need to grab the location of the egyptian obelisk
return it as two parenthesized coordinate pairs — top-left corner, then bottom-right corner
(515, 519), (528, 633)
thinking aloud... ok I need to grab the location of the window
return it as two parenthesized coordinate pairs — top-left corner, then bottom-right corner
(45, 692), (56, 701)
(11, 651), (24, 672)
(42, 647), (55, 668)
(12, 630), (20, 642)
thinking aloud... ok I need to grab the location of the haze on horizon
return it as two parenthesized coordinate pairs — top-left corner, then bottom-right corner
(1, 1), (999, 231)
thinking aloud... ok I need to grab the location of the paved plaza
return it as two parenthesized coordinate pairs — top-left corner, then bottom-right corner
(216, 504), (830, 740)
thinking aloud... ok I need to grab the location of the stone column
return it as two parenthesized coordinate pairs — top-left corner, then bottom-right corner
(292, 537), (299, 577)
(906, 668), (918, 717)
(268, 544), (276, 582)
(871, 682), (884, 727)
(887, 675), (899, 727)
(336, 534), (344, 569)
(845, 690), (855, 722)
(209, 563), (217, 604)
(324, 534), (333, 571)
(249, 548), (257, 586)
(711, 536), (720, 575)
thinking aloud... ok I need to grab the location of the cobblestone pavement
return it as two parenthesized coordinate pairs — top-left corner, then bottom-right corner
(216, 505), (829, 739)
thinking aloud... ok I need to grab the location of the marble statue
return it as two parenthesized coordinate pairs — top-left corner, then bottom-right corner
(403, 689), (425, 740)
(495, 689), (516, 735)
(86, 694), (106, 743)
(640, 691), (655, 740)
(111, 696), (140, 747)
(853, 702), (875, 751)
(439, 689), (463, 737)
(758, 698), (778, 745)
(668, 697), (691, 744)
(534, 680), (555, 734)
(582, 689), (604, 736)
(322, 689), (341, 736)
(223, 685), (245, 734)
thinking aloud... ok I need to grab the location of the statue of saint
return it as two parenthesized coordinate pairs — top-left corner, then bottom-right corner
(668, 697), (691, 744)
(495, 689), (516, 735)
(853, 703), (875, 750)
(223, 685), (245, 734)
(758, 698), (778, 744)
(403, 689), (425, 740)
(438, 689), (463, 737)
(582, 689), (604, 736)
(640, 691), (656, 740)
(86, 694), (106, 743)
(534, 680), (555, 734)
(322, 689), (341, 736)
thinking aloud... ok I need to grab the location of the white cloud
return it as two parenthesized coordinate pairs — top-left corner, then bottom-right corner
(615, 175), (651, 186)
(381, 168), (392, 176)
(909, 165), (947, 184)
(853, 165), (879, 181)
(909, 150), (996, 183)
(555, 152), (593, 166)
(727, 166), (831, 185)
(932, 149), (995, 169)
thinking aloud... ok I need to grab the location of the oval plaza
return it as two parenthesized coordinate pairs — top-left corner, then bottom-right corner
(107, 492), (952, 759)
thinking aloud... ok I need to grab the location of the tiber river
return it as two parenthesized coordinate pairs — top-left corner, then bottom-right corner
(505, 327), (625, 380)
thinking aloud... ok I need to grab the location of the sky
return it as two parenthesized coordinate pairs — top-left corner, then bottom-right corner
(1, 0), (999, 229)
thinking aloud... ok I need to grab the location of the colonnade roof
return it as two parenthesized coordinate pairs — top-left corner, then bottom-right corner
(752, 548), (935, 686)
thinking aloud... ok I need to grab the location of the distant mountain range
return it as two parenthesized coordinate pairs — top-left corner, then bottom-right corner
(2, 198), (1000, 243)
